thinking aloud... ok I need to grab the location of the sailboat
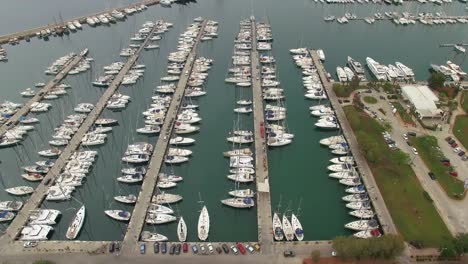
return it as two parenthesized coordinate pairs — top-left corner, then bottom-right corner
(282, 214), (295, 241)
(65, 205), (85, 240)
(198, 206), (209, 241)
(177, 217), (187, 242)
(291, 214), (304, 241)
(272, 213), (284, 241)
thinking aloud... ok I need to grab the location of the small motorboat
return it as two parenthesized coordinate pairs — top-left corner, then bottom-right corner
(21, 173), (44, 182)
(117, 174), (144, 183)
(38, 148), (61, 157)
(169, 137), (195, 145)
(141, 231), (168, 242)
(95, 118), (118, 126)
(157, 181), (177, 189)
(114, 194), (138, 204)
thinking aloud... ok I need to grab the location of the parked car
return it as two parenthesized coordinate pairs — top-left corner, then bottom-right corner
(182, 243), (188, 253)
(428, 172), (436, 180)
(462, 155), (468, 161)
(445, 136), (453, 142)
(115, 242), (120, 252)
(246, 244), (255, 253)
(169, 244), (176, 255)
(140, 243), (146, 254)
(154, 242), (159, 254)
(192, 244), (198, 254)
(458, 151), (465, 157)
(408, 132), (417, 136)
(284, 250), (295, 257)
(231, 245), (239, 255)
(23, 241), (38, 248)
(402, 134), (408, 140)
(451, 142), (458, 148)
(253, 243), (261, 252)
(109, 242), (115, 253)
(200, 244), (207, 254)
(207, 243), (214, 254)
(449, 171), (458, 177)
(453, 147), (462, 153)
(161, 242), (167, 254)
(222, 244), (230, 254)
(412, 148), (418, 155)
(406, 140), (412, 146)
(237, 243), (246, 255)
(175, 244), (181, 255)
(216, 246), (223, 254)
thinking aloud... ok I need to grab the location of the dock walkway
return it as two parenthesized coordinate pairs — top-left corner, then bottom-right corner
(0, 52), (86, 138)
(250, 17), (274, 254)
(0, 0), (160, 45)
(121, 20), (208, 255)
(309, 49), (398, 235)
(0, 25), (157, 247)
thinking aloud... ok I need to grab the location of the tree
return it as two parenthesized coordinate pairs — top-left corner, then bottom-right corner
(349, 76), (360, 90)
(311, 249), (321, 263)
(428, 72), (446, 89)
(453, 233), (468, 255)
(332, 235), (405, 260)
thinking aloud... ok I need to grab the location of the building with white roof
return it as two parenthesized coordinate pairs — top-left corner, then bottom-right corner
(401, 85), (443, 120)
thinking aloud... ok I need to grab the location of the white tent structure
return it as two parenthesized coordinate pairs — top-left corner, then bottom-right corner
(401, 85), (443, 119)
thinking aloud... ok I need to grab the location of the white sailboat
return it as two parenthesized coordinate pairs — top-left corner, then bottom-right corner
(272, 213), (284, 241)
(177, 217), (187, 242)
(141, 231), (168, 242)
(291, 214), (304, 241)
(198, 206), (209, 241)
(65, 205), (85, 240)
(282, 214), (294, 241)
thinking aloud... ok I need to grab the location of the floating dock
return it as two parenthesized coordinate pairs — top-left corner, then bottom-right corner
(121, 20), (208, 255)
(0, 26), (158, 245)
(250, 17), (274, 253)
(0, 51), (86, 138)
(309, 49), (398, 235)
(0, 0), (160, 45)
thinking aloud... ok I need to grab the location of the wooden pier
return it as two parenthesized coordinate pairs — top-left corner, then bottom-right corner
(121, 20), (208, 255)
(309, 49), (398, 235)
(0, 0), (160, 45)
(0, 51), (86, 138)
(0, 25), (158, 248)
(250, 17), (274, 254)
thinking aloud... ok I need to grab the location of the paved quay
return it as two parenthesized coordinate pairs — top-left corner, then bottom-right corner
(0, 0), (160, 44)
(121, 20), (208, 255)
(250, 17), (274, 254)
(309, 49), (398, 235)
(0, 26), (158, 251)
(0, 51), (86, 138)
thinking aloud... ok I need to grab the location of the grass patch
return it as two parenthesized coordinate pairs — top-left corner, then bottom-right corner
(363, 96), (377, 104)
(393, 102), (415, 125)
(453, 115), (468, 150)
(411, 136), (466, 200)
(461, 91), (468, 113)
(333, 83), (357, 98)
(344, 105), (452, 247)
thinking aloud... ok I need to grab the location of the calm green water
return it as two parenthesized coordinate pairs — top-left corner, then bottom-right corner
(0, 0), (467, 242)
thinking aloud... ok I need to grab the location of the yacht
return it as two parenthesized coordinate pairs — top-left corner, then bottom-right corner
(22, 173), (44, 182)
(0, 211), (15, 222)
(198, 206), (210, 241)
(330, 156), (354, 164)
(66, 205), (85, 240)
(20, 225), (53, 241)
(339, 178), (361, 186)
(117, 174), (144, 183)
(104, 210), (131, 221)
(46, 186), (74, 201)
(137, 125), (160, 135)
(121, 154), (150, 164)
(320, 135), (345, 146)
(121, 167), (146, 175)
(165, 155), (189, 164)
(146, 213), (177, 224)
(223, 148), (252, 157)
(167, 148), (192, 157)
(20, 116), (39, 124)
(317, 49), (325, 61)
(221, 197), (255, 208)
(272, 213), (284, 241)
(157, 181), (177, 189)
(343, 67), (355, 81)
(228, 189), (255, 198)
(345, 185), (366, 194)
(349, 209), (375, 219)
(28, 209), (61, 225)
(343, 193), (369, 202)
(227, 172), (254, 183)
(366, 57), (387, 81)
(227, 135), (254, 144)
(114, 194), (137, 204)
(24, 165), (49, 173)
(152, 193), (183, 204)
(346, 201), (372, 210)
(148, 203), (174, 214)
(291, 214), (304, 241)
(21, 88), (36, 97)
(5, 186), (34, 196)
(141, 231), (168, 242)
(158, 173), (183, 182)
(354, 228), (382, 239)
(395, 62), (415, 79)
(267, 137), (292, 147)
(178, 217), (187, 242)
(234, 107), (253, 114)
(0, 201), (23, 211)
(282, 214), (295, 241)
(345, 219), (379, 231)
(95, 118), (118, 126)
(170, 137), (195, 145)
(336, 67), (348, 82)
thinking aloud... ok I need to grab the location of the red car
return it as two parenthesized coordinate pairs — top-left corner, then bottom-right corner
(182, 243), (188, 253)
(236, 243), (246, 255)
(449, 171), (458, 177)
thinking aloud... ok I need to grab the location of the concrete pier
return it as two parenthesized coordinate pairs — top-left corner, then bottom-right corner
(0, 51), (86, 137)
(121, 20), (208, 255)
(309, 49), (398, 235)
(250, 17), (274, 254)
(0, 0), (160, 45)
(0, 25), (158, 249)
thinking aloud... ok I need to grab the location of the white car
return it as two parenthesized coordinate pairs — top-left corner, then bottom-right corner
(453, 147), (462, 153)
(402, 134), (408, 140)
(23, 241), (38, 248)
(207, 243), (214, 253)
(412, 148), (418, 155)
